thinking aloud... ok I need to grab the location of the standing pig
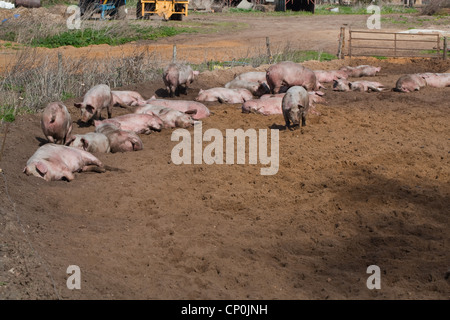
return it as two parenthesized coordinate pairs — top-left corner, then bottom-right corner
(135, 104), (195, 129)
(74, 84), (113, 124)
(163, 63), (199, 97)
(282, 86), (310, 130)
(65, 132), (111, 153)
(144, 97), (210, 120)
(266, 61), (320, 93)
(95, 122), (143, 153)
(394, 74), (427, 92)
(23, 144), (104, 182)
(95, 113), (164, 135)
(195, 88), (253, 103)
(41, 102), (72, 144)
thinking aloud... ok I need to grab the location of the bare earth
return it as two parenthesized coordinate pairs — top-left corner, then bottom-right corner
(0, 10), (449, 300)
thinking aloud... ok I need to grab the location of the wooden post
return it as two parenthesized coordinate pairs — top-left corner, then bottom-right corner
(337, 26), (345, 59)
(266, 37), (272, 64)
(436, 34), (440, 58)
(172, 44), (177, 62)
(348, 27), (352, 58)
(394, 33), (397, 58)
(444, 37), (448, 60)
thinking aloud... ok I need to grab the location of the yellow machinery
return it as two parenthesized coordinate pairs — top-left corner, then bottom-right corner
(136, 0), (189, 20)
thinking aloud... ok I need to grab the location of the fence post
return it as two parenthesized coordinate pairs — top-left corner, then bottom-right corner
(394, 33), (397, 58)
(337, 26), (345, 59)
(172, 44), (177, 63)
(348, 27), (352, 58)
(266, 37), (272, 64)
(436, 34), (441, 58)
(444, 37), (448, 60)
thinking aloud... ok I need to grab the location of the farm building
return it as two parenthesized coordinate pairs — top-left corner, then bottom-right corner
(275, 0), (315, 12)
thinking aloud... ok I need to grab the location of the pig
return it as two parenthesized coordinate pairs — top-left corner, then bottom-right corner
(282, 86), (310, 130)
(266, 61), (320, 94)
(242, 96), (284, 115)
(234, 71), (267, 83)
(74, 84), (113, 124)
(144, 97), (210, 120)
(95, 122), (143, 153)
(135, 104), (195, 129)
(333, 79), (385, 92)
(224, 79), (270, 97)
(94, 113), (163, 135)
(314, 70), (348, 83)
(23, 144), (104, 182)
(41, 102), (72, 144)
(394, 74), (427, 92)
(195, 88), (253, 104)
(163, 63), (200, 97)
(111, 90), (145, 107)
(339, 65), (381, 77)
(65, 132), (111, 153)
(417, 73), (450, 88)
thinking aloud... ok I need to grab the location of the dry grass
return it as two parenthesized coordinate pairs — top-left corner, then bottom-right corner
(422, 0), (450, 15)
(0, 48), (164, 114)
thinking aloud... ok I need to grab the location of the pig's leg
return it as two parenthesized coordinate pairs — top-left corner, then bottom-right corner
(107, 102), (113, 119)
(283, 111), (291, 130)
(82, 165), (106, 173)
(301, 112), (307, 127)
(47, 136), (55, 144)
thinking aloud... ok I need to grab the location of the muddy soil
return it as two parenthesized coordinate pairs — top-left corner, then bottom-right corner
(0, 10), (449, 300)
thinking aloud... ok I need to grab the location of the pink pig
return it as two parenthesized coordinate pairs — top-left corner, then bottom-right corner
(41, 102), (73, 144)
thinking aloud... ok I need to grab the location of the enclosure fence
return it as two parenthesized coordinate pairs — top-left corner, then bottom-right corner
(344, 29), (448, 59)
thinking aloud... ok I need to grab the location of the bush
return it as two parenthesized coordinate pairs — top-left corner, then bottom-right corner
(422, 0), (450, 15)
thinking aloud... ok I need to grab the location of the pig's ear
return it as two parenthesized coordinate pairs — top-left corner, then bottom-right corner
(193, 71), (200, 76)
(150, 95), (156, 100)
(185, 109), (197, 115)
(65, 136), (76, 146)
(74, 103), (83, 109)
(94, 120), (101, 127)
(81, 138), (89, 151)
(199, 89), (203, 93)
(35, 161), (48, 176)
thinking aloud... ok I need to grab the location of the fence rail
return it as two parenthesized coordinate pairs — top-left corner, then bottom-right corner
(347, 29), (448, 59)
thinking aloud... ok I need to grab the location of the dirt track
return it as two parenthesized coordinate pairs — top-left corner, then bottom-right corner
(0, 11), (449, 300)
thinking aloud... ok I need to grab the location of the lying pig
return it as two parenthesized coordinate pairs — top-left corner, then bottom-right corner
(74, 84), (113, 124)
(144, 97), (210, 120)
(224, 79), (270, 97)
(111, 90), (145, 107)
(95, 122), (143, 153)
(95, 113), (163, 135)
(339, 65), (381, 77)
(242, 96), (284, 115)
(282, 86), (310, 130)
(394, 74), (427, 92)
(163, 63), (199, 97)
(417, 73), (450, 88)
(333, 79), (385, 92)
(234, 71), (267, 83)
(65, 132), (110, 153)
(41, 102), (72, 144)
(23, 144), (104, 182)
(195, 88), (253, 104)
(266, 61), (321, 93)
(135, 104), (195, 129)
(314, 70), (348, 83)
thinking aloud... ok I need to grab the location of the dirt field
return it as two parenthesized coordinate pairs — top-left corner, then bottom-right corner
(0, 10), (449, 300)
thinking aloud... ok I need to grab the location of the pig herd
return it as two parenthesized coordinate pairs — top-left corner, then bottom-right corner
(23, 61), (450, 181)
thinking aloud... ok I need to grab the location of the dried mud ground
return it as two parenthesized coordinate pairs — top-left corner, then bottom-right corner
(0, 57), (449, 300)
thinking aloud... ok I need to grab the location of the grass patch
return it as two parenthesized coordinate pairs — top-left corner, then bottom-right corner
(372, 56), (388, 60)
(0, 106), (16, 122)
(30, 25), (196, 48)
